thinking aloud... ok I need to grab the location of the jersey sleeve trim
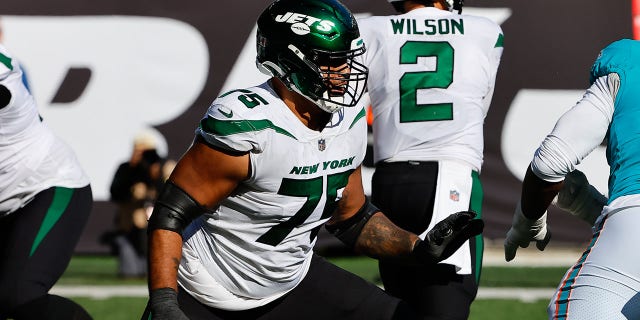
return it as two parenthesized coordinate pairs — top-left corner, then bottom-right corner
(0, 52), (14, 80)
(218, 88), (253, 98)
(199, 116), (297, 140)
(494, 33), (504, 48)
(0, 52), (13, 71)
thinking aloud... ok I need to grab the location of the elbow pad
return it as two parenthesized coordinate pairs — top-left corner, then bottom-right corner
(147, 181), (205, 234)
(325, 199), (379, 248)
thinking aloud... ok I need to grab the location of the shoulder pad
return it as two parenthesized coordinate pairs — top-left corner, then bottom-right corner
(196, 84), (292, 153)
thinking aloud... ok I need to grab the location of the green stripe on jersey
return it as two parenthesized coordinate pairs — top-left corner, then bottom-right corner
(494, 33), (504, 48)
(0, 52), (13, 71)
(349, 107), (366, 129)
(200, 116), (297, 139)
(30, 187), (74, 257)
(469, 171), (484, 283)
(218, 88), (252, 98)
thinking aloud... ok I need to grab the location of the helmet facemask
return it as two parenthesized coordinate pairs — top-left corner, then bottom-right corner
(281, 42), (368, 113)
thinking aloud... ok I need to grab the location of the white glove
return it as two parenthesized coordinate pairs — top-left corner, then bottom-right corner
(504, 201), (551, 262)
(554, 169), (607, 226)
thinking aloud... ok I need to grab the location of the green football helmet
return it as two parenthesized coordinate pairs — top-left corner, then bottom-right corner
(256, 0), (368, 113)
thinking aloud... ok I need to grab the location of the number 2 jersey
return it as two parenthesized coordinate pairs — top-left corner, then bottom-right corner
(358, 8), (503, 170)
(178, 81), (368, 310)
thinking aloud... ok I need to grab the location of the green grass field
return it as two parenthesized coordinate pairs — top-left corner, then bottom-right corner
(70, 297), (550, 320)
(60, 255), (563, 319)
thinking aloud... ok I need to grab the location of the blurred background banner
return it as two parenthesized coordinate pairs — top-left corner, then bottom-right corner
(1, 0), (632, 253)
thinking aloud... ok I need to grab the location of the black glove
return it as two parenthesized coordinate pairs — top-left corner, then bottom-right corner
(412, 211), (484, 264)
(148, 288), (189, 320)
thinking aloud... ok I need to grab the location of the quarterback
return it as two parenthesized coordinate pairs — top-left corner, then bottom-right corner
(358, 0), (503, 318)
(505, 39), (640, 319)
(141, 0), (483, 319)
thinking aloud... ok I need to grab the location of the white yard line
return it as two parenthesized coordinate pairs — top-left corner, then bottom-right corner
(51, 285), (148, 299)
(483, 246), (582, 267)
(477, 288), (555, 302)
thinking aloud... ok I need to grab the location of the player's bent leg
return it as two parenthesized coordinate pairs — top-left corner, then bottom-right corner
(547, 266), (640, 320)
(547, 276), (640, 320)
(380, 261), (476, 320)
(0, 186), (92, 318)
(165, 254), (419, 320)
(548, 207), (640, 320)
(9, 294), (91, 320)
(266, 254), (416, 320)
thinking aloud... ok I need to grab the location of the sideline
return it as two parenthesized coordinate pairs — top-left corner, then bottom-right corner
(51, 285), (555, 302)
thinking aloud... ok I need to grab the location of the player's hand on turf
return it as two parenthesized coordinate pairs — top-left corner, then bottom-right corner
(413, 211), (484, 264)
(149, 288), (189, 320)
(504, 201), (551, 262)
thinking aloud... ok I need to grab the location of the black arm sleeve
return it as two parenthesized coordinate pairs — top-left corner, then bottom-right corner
(147, 181), (207, 235)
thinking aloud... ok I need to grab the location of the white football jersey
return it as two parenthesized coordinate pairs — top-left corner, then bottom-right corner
(0, 44), (90, 216)
(179, 81), (367, 310)
(358, 8), (503, 171)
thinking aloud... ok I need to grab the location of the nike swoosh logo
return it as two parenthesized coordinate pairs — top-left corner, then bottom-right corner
(218, 108), (233, 118)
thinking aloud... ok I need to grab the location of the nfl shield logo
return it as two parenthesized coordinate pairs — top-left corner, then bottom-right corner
(449, 190), (460, 202)
(318, 139), (326, 151)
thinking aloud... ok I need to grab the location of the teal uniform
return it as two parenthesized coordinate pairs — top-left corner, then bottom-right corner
(591, 39), (640, 203)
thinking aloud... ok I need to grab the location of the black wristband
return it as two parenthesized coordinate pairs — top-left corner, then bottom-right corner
(325, 198), (379, 248)
(150, 287), (178, 306)
(149, 287), (189, 320)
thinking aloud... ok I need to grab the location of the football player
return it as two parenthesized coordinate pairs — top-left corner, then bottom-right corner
(141, 0), (483, 319)
(357, 0), (503, 318)
(505, 39), (640, 320)
(0, 44), (93, 319)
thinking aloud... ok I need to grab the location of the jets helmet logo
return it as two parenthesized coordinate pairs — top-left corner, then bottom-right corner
(274, 12), (336, 35)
